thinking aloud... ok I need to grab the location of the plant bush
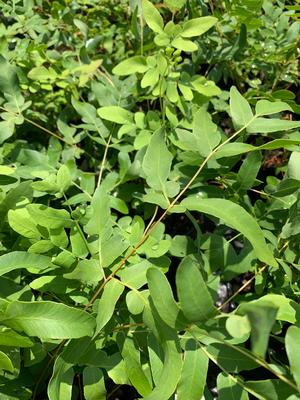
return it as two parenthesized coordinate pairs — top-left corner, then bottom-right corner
(0, 0), (300, 399)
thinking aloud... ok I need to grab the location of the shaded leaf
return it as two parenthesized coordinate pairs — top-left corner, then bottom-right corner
(205, 342), (258, 373)
(217, 372), (249, 400)
(0, 55), (19, 95)
(176, 257), (216, 323)
(286, 326), (300, 391)
(242, 302), (278, 358)
(143, 339), (182, 400)
(0, 350), (14, 372)
(236, 151), (262, 192)
(83, 367), (106, 400)
(48, 355), (73, 400)
(147, 267), (186, 329)
(0, 327), (33, 347)
(177, 339), (208, 400)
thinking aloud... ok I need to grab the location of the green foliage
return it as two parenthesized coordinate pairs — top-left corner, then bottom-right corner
(0, 0), (299, 399)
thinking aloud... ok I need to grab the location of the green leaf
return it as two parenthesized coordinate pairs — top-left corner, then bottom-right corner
(247, 118), (300, 133)
(236, 151), (262, 192)
(126, 290), (147, 314)
(26, 204), (73, 229)
(3, 301), (95, 339)
(101, 234), (129, 268)
(176, 257), (216, 323)
(141, 68), (160, 88)
(0, 251), (54, 277)
(181, 197), (277, 267)
(119, 260), (151, 289)
(171, 37), (198, 52)
(142, 129), (173, 192)
(0, 350), (14, 372)
(28, 66), (57, 81)
(112, 56), (148, 76)
(181, 17), (218, 37)
(191, 77), (221, 96)
(71, 97), (107, 137)
(288, 152), (300, 181)
(147, 267), (186, 329)
(164, 0), (186, 11)
(95, 278), (124, 334)
(119, 335), (152, 396)
(192, 108), (221, 156)
(84, 186), (112, 239)
(48, 355), (74, 400)
(286, 326), (300, 391)
(142, 0), (164, 33)
(0, 327), (33, 347)
(242, 302), (278, 358)
(255, 100), (292, 115)
(243, 379), (296, 400)
(8, 208), (41, 239)
(98, 106), (133, 124)
(205, 342), (258, 373)
(56, 164), (72, 192)
(230, 87), (254, 128)
(177, 339), (208, 400)
(0, 55), (20, 95)
(215, 139), (300, 159)
(225, 315), (251, 342)
(217, 372), (249, 400)
(143, 339), (183, 400)
(148, 333), (164, 385)
(70, 226), (89, 258)
(83, 367), (106, 400)
(0, 119), (15, 144)
(237, 294), (300, 324)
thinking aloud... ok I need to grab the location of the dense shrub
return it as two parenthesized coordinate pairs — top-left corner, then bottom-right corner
(0, 1), (299, 399)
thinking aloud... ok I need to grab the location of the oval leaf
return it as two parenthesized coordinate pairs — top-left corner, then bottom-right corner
(176, 257), (216, 323)
(3, 301), (95, 339)
(112, 56), (148, 76)
(95, 278), (124, 334)
(181, 197), (277, 267)
(142, 0), (164, 33)
(147, 267), (186, 329)
(286, 326), (300, 391)
(181, 16), (218, 37)
(0, 251), (54, 277)
(97, 106), (133, 124)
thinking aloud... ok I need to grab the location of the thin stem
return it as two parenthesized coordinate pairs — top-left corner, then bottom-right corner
(97, 133), (112, 188)
(217, 264), (267, 311)
(0, 106), (74, 145)
(144, 205), (158, 235)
